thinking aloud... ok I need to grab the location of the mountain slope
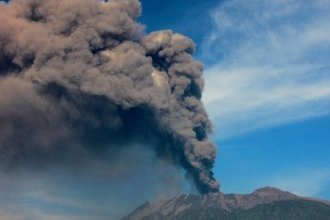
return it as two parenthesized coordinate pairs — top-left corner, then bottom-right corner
(122, 187), (330, 220)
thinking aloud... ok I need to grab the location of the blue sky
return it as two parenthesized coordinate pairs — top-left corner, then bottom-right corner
(140, 0), (330, 200)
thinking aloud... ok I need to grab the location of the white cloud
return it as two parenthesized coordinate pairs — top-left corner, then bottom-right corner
(265, 168), (330, 197)
(202, 0), (330, 139)
(0, 207), (98, 220)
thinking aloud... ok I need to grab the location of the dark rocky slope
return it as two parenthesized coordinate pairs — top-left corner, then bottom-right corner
(122, 187), (330, 220)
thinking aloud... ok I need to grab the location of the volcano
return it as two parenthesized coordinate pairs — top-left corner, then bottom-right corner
(122, 187), (330, 220)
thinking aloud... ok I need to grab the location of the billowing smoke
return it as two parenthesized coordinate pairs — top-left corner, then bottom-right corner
(0, 0), (219, 194)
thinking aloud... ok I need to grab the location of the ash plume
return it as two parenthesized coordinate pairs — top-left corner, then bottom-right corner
(0, 0), (219, 194)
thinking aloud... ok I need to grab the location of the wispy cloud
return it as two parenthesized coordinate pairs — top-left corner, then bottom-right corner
(264, 168), (330, 197)
(202, 0), (330, 139)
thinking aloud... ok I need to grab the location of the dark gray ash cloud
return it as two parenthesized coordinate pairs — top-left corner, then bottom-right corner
(0, 0), (219, 194)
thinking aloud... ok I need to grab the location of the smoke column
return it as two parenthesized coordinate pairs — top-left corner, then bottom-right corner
(0, 0), (219, 194)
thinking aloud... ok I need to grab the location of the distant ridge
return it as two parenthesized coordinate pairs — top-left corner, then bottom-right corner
(122, 187), (330, 220)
